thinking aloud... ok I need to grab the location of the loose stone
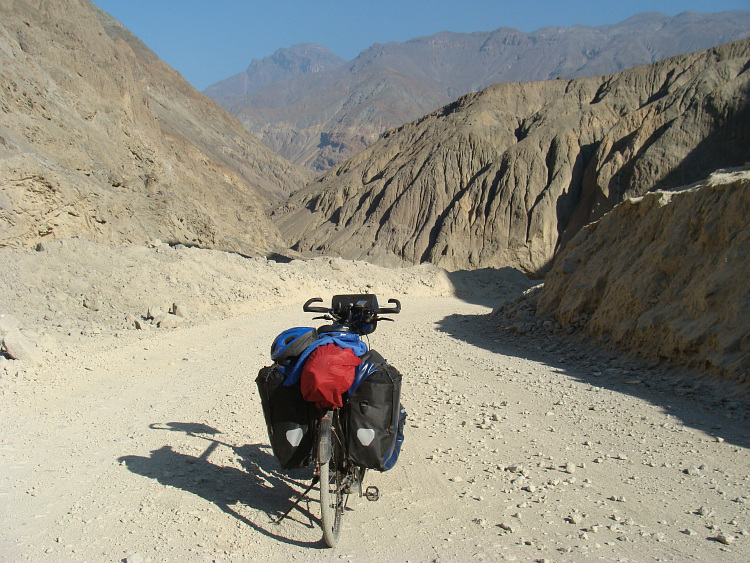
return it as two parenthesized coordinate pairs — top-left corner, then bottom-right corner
(714, 532), (734, 545)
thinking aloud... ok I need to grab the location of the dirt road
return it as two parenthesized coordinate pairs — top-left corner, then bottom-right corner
(2, 297), (749, 562)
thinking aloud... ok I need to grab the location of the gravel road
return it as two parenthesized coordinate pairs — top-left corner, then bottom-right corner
(2, 297), (749, 562)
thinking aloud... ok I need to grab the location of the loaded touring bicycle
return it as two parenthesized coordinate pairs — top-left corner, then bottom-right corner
(256, 294), (406, 546)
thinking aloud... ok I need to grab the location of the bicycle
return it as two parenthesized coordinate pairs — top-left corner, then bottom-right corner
(274, 294), (401, 547)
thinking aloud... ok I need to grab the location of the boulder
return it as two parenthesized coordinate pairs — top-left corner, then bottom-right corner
(147, 307), (164, 321)
(2, 329), (43, 365)
(0, 314), (21, 337)
(83, 294), (101, 311)
(171, 302), (188, 318)
(157, 314), (185, 329)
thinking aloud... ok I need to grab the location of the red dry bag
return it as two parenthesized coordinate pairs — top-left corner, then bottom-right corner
(300, 344), (361, 408)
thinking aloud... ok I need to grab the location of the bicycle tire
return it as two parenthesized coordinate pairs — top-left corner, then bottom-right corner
(318, 411), (343, 547)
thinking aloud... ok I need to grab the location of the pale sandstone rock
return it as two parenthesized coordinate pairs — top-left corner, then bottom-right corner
(0, 314), (21, 337)
(537, 171), (750, 385)
(2, 329), (43, 365)
(157, 314), (185, 329)
(171, 302), (188, 318)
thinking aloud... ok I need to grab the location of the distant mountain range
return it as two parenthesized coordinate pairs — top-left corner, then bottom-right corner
(204, 11), (750, 171)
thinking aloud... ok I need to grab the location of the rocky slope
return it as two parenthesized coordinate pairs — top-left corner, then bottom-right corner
(531, 168), (750, 384)
(0, 238), (464, 348)
(219, 63), (447, 171)
(0, 0), (312, 255)
(275, 38), (750, 274)
(207, 11), (750, 170)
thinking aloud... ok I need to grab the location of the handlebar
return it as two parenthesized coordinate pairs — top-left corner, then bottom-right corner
(302, 296), (401, 315)
(303, 297), (329, 313)
(303, 295), (400, 335)
(376, 299), (401, 314)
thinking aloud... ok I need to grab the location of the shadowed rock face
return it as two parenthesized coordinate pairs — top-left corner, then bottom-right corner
(0, 0), (312, 254)
(275, 39), (750, 274)
(537, 170), (750, 383)
(206, 12), (750, 171)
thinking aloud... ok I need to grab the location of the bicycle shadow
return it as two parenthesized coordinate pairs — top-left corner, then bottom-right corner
(117, 422), (326, 548)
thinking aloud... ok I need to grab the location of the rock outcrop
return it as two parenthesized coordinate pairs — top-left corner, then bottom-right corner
(536, 169), (750, 384)
(207, 12), (750, 171)
(0, 0), (312, 254)
(275, 39), (750, 274)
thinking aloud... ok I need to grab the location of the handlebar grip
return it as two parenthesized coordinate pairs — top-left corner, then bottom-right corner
(375, 298), (401, 314)
(303, 297), (329, 313)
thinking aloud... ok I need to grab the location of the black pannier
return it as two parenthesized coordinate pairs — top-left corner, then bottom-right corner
(346, 350), (405, 471)
(256, 365), (315, 469)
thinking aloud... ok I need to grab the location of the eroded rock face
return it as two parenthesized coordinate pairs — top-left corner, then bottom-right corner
(537, 170), (750, 383)
(275, 39), (750, 274)
(0, 0), (311, 254)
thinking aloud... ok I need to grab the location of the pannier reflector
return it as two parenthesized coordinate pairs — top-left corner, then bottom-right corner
(286, 428), (304, 447)
(357, 428), (375, 446)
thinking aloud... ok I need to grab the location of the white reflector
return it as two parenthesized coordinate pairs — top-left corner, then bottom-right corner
(286, 428), (303, 447)
(357, 428), (375, 446)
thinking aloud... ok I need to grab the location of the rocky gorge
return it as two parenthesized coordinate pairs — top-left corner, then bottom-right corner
(275, 38), (750, 275)
(1, 1), (750, 560)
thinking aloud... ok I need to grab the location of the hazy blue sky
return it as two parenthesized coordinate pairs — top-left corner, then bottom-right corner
(91, 1), (750, 91)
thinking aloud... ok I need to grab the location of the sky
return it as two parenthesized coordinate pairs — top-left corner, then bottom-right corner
(91, 0), (750, 92)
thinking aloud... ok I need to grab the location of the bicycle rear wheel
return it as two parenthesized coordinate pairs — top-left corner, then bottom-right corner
(318, 411), (344, 547)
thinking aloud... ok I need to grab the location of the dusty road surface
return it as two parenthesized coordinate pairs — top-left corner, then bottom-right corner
(2, 297), (750, 562)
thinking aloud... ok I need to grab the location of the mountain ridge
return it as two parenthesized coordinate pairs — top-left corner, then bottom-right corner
(203, 43), (345, 100)
(206, 11), (750, 171)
